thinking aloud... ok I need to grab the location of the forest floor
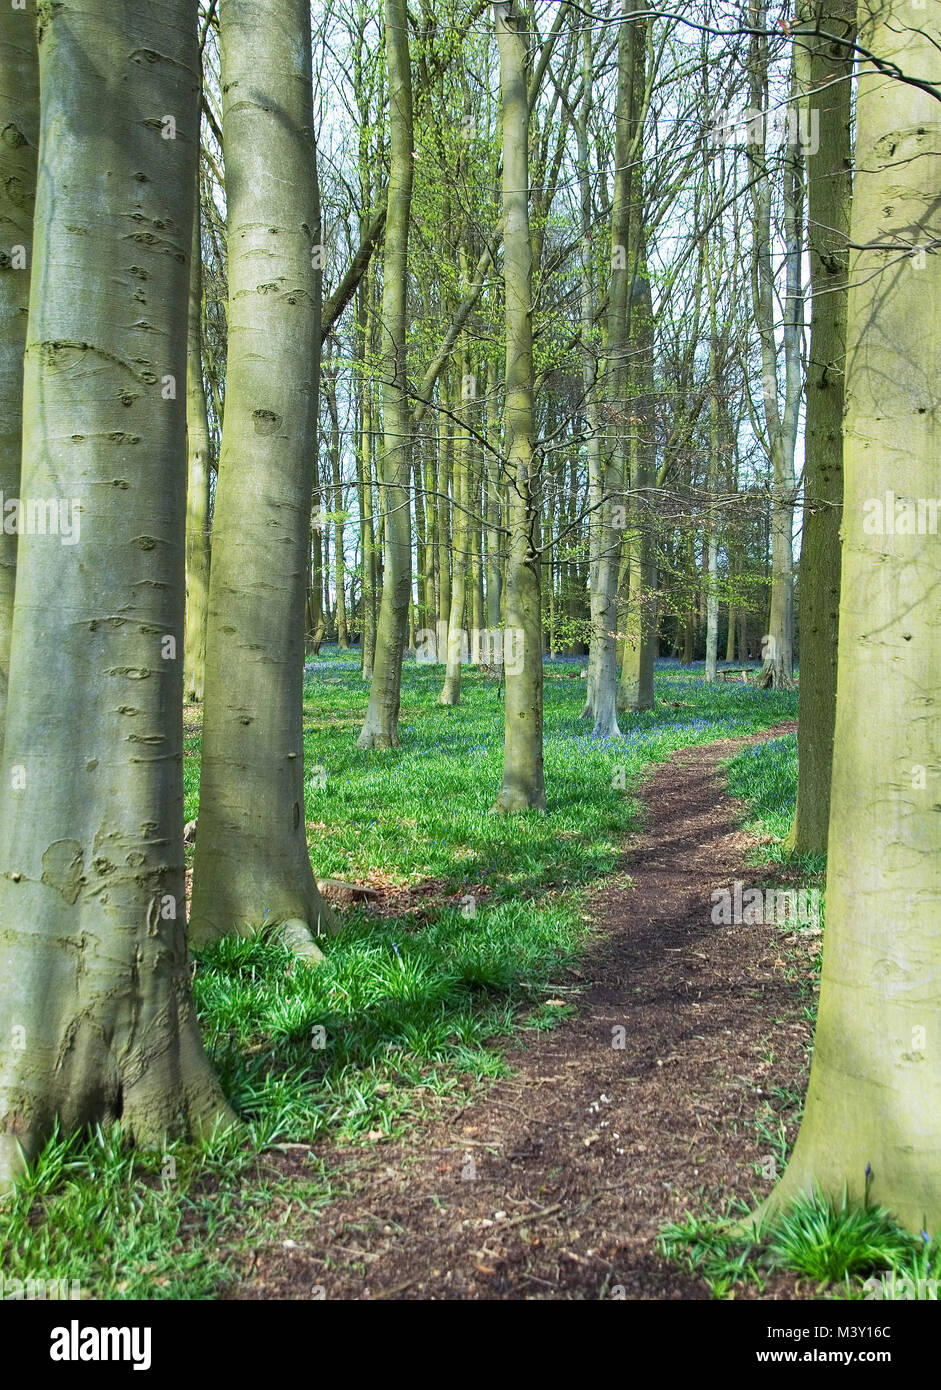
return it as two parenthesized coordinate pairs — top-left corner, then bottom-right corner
(226, 718), (817, 1300)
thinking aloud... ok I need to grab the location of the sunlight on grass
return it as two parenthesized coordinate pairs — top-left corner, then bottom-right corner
(9, 652), (798, 1298)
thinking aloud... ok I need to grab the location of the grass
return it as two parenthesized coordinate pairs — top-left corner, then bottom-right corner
(767, 1185), (925, 1284)
(0, 1119), (335, 1300)
(4, 651), (798, 1299)
(723, 732), (825, 877)
(661, 733), (938, 1300)
(659, 1187), (938, 1300)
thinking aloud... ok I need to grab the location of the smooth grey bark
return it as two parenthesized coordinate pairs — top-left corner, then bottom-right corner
(190, 0), (334, 950)
(0, 0), (38, 751)
(441, 358), (468, 704)
(0, 0), (232, 1190)
(591, 6), (638, 740)
(357, 0), (414, 749)
(704, 233), (720, 685)
(325, 363), (349, 648)
(491, 0), (546, 812)
(484, 354), (503, 634)
(748, 1), (802, 689)
(763, 0), (941, 1234)
(615, 6), (656, 715)
(785, 0), (854, 855)
(184, 202), (212, 704)
(576, 26), (604, 723)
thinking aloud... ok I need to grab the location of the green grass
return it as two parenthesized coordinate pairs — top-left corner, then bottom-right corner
(658, 1204), (769, 1298)
(659, 1193), (938, 1300)
(723, 732), (825, 876)
(767, 1185), (925, 1284)
(0, 1119), (334, 1300)
(4, 653), (798, 1299)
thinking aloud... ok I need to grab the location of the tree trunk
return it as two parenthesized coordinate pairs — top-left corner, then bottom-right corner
(616, 9), (656, 714)
(765, 0), (941, 1233)
(469, 423), (484, 656)
(749, 1), (801, 690)
(437, 399), (452, 637)
(422, 424), (437, 631)
(589, 5), (635, 738)
(441, 357), (468, 704)
(358, 339), (377, 677)
(578, 27), (602, 721)
(190, 0), (334, 951)
(308, 509), (326, 654)
(618, 236), (657, 712)
(0, 0), (232, 1190)
(0, 0), (38, 751)
(491, 0), (546, 813)
(357, 0), (413, 750)
(326, 366), (349, 648)
(704, 235), (720, 684)
(484, 355), (502, 634)
(786, 0), (854, 855)
(184, 204), (212, 704)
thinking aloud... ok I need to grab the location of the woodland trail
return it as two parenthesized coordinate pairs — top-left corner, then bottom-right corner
(231, 720), (814, 1300)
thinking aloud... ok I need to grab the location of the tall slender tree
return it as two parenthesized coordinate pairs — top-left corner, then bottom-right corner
(441, 358), (469, 704)
(491, 0), (546, 812)
(184, 203), (212, 704)
(786, 0), (855, 854)
(616, 3), (657, 715)
(0, 0), (231, 1190)
(325, 357), (350, 649)
(0, 0), (38, 751)
(748, 1), (803, 690)
(588, 2), (634, 741)
(764, 0), (941, 1234)
(357, 0), (414, 749)
(190, 0), (333, 953)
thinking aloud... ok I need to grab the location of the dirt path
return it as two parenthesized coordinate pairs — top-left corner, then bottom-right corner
(232, 721), (811, 1300)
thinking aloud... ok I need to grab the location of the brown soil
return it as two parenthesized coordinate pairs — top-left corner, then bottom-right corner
(230, 721), (815, 1300)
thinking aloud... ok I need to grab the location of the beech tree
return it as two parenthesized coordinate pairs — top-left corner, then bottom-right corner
(786, 0), (855, 854)
(184, 205), (212, 705)
(765, 0), (941, 1234)
(0, 0), (231, 1190)
(491, 0), (546, 812)
(0, 0), (38, 750)
(357, 0), (414, 749)
(190, 0), (334, 952)
(585, 3), (632, 741)
(747, 0), (803, 691)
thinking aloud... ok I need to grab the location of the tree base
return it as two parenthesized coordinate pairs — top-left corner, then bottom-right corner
(356, 724), (400, 750)
(783, 809), (827, 858)
(273, 918), (327, 965)
(0, 1051), (238, 1196)
(757, 661), (796, 690)
(490, 787), (547, 814)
